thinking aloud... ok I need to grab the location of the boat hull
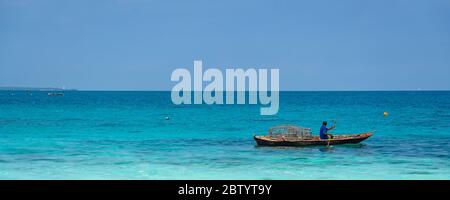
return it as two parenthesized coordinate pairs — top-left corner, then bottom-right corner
(254, 132), (372, 147)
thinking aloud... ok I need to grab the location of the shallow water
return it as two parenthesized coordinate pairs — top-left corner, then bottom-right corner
(0, 91), (449, 179)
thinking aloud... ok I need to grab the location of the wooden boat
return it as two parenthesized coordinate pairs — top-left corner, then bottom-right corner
(47, 92), (64, 96)
(254, 125), (373, 147)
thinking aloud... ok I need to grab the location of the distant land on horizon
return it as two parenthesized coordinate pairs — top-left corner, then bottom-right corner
(0, 87), (77, 91)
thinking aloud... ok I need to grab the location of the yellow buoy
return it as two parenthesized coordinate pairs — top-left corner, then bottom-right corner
(383, 112), (388, 117)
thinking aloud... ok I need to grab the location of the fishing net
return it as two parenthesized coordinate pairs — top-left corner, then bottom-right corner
(269, 125), (312, 139)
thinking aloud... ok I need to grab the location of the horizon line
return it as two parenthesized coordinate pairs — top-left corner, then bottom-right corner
(2, 89), (450, 92)
(1, 86), (450, 92)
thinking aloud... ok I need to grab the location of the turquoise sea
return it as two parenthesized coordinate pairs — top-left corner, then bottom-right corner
(0, 91), (449, 179)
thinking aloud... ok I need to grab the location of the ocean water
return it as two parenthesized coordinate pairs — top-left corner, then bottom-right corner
(0, 91), (449, 180)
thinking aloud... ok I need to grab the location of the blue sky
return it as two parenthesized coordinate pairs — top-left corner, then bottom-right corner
(1, 0), (449, 90)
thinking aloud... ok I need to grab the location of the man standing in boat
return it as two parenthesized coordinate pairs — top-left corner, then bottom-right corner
(320, 121), (335, 139)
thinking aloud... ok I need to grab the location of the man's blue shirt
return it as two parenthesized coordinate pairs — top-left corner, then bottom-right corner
(320, 125), (328, 139)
